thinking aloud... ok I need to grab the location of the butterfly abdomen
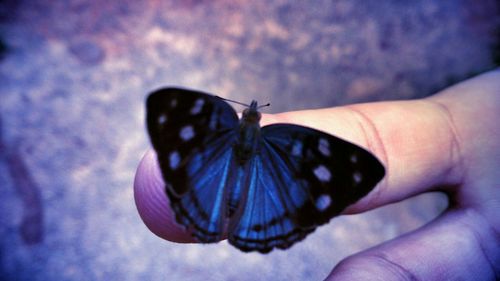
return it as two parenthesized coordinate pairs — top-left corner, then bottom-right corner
(234, 122), (261, 164)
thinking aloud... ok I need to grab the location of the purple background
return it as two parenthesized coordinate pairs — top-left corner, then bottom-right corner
(1, 1), (499, 280)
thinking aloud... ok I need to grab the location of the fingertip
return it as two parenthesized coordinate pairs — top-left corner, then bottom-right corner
(134, 150), (195, 243)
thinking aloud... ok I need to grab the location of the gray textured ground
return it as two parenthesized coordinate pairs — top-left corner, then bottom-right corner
(1, 1), (499, 280)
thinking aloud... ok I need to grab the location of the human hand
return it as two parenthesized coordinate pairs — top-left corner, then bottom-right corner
(134, 70), (500, 280)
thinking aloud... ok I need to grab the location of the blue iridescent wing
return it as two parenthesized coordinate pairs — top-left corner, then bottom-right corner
(228, 124), (385, 253)
(146, 88), (239, 242)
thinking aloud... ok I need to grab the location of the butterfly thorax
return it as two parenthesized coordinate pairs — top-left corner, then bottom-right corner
(234, 101), (261, 165)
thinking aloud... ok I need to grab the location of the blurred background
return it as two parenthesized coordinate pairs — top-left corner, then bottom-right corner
(0, 0), (499, 280)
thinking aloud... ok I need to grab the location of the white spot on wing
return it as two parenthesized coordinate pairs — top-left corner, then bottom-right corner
(318, 138), (330, 156)
(190, 98), (204, 115)
(350, 154), (358, 163)
(313, 165), (331, 182)
(315, 194), (331, 211)
(180, 125), (195, 141)
(158, 114), (167, 125)
(169, 151), (180, 170)
(353, 171), (362, 184)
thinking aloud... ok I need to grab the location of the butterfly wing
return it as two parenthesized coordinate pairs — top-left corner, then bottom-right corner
(227, 146), (315, 253)
(146, 88), (239, 242)
(228, 124), (385, 252)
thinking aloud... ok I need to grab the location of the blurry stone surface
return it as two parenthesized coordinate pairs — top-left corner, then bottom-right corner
(0, 0), (498, 280)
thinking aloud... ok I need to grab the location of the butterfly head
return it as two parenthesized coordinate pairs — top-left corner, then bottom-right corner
(241, 100), (261, 124)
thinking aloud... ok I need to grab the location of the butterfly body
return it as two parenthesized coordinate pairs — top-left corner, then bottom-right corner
(146, 88), (385, 253)
(234, 100), (262, 165)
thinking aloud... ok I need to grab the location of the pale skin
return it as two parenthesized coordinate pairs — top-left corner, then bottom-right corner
(134, 70), (500, 280)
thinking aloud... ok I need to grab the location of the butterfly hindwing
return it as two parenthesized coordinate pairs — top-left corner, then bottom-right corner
(146, 88), (239, 242)
(169, 141), (236, 242)
(227, 143), (315, 253)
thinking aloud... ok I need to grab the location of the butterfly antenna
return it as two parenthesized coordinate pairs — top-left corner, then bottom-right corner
(258, 103), (271, 109)
(215, 96), (250, 107)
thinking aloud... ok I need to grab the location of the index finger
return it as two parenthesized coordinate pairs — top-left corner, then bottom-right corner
(134, 72), (493, 241)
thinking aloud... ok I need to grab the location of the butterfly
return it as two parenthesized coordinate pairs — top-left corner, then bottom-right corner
(146, 88), (385, 253)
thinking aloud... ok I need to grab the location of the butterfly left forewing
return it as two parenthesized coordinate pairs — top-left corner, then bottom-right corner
(147, 88), (239, 195)
(146, 88), (240, 242)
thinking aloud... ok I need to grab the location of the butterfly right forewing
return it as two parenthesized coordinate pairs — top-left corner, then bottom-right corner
(261, 124), (385, 229)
